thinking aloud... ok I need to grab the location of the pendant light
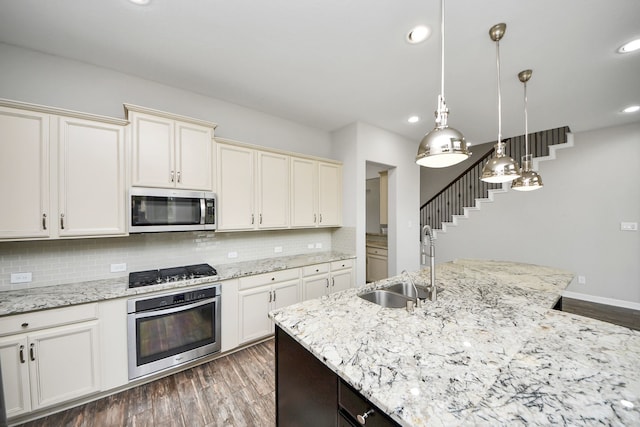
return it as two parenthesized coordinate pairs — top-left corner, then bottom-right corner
(481, 23), (521, 183)
(415, 0), (470, 168)
(512, 69), (544, 191)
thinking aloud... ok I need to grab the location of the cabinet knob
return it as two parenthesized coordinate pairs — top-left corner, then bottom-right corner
(21, 322), (29, 328)
(357, 409), (374, 425)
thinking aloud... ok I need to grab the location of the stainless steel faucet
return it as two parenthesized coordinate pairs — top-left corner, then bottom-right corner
(401, 270), (421, 308)
(421, 225), (437, 301)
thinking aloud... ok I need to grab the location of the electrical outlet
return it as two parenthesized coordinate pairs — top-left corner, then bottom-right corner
(307, 243), (314, 249)
(577, 275), (586, 285)
(11, 272), (32, 283)
(315, 243), (322, 249)
(110, 263), (127, 273)
(621, 222), (638, 231)
(274, 246), (283, 253)
(228, 251), (238, 259)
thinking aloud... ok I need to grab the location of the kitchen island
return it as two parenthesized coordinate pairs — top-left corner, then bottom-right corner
(270, 259), (640, 426)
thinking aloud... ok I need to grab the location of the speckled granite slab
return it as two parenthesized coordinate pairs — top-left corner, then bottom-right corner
(270, 259), (640, 426)
(0, 251), (354, 316)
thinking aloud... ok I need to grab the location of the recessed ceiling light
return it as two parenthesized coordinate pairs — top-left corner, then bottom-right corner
(129, 0), (150, 5)
(407, 26), (431, 44)
(407, 115), (420, 123)
(617, 38), (640, 53)
(622, 105), (640, 113)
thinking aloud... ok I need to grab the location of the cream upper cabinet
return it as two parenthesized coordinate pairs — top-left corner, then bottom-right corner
(0, 107), (50, 239)
(217, 143), (255, 230)
(58, 116), (126, 237)
(0, 102), (127, 241)
(216, 140), (289, 231)
(126, 105), (216, 191)
(291, 157), (342, 228)
(257, 150), (289, 229)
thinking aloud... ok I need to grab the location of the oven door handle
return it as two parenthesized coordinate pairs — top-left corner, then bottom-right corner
(132, 297), (218, 318)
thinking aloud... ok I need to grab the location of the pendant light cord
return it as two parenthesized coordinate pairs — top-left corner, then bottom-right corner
(496, 39), (502, 150)
(440, 0), (445, 98)
(524, 80), (529, 155)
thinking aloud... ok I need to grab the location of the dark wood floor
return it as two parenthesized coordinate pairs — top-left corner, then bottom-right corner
(561, 297), (640, 330)
(16, 339), (275, 427)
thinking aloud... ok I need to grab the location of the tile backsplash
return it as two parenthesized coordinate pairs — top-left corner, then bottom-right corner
(0, 228), (354, 290)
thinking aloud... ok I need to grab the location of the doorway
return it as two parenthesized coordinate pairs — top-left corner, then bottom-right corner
(365, 161), (391, 282)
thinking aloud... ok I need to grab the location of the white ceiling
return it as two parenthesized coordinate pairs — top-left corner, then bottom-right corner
(0, 0), (639, 145)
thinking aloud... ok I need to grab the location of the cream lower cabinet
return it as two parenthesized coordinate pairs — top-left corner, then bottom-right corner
(0, 308), (101, 419)
(0, 102), (127, 241)
(238, 269), (300, 344)
(366, 246), (388, 282)
(302, 259), (354, 301)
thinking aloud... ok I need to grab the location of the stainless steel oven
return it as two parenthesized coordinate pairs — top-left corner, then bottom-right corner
(127, 284), (221, 380)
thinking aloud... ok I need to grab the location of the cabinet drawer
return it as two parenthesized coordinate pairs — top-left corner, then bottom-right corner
(339, 379), (398, 427)
(0, 303), (99, 337)
(331, 259), (353, 271)
(302, 263), (330, 277)
(239, 268), (300, 290)
(366, 247), (388, 257)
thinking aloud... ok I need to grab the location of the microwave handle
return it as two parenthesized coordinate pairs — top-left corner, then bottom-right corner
(200, 198), (206, 225)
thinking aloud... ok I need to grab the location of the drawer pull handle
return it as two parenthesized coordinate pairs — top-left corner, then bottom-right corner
(21, 322), (29, 328)
(19, 345), (25, 364)
(357, 409), (374, 425)
(30, 343), (36, 361)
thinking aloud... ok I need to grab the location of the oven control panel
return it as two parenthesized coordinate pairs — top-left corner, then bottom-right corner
(127, 284), (221, 314)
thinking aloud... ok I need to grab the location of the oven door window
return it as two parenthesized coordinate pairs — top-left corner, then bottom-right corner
(131, 195), (202, 227)
(135, 301), (215, 366)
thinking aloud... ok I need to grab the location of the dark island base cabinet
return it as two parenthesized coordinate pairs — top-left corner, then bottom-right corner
(276, 326), (398, 427)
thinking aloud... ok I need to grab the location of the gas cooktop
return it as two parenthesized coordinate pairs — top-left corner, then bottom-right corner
(128, 263), (217, 288)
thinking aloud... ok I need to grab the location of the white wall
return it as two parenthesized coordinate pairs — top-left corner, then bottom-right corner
(0, 43), (332, 157)
(0, 43), (350, 290)
(332, 122), (421, 285)
(435, 122), (640, 306)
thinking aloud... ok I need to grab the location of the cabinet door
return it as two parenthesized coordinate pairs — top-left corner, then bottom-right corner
(0, 107), (50, 239)
(331, 269), (353, 294)
(217, 144), (255, 230)
(273, 280), (300, 310)
(367, 256), (388, 282)
(58, 117), (126, 237)
(290, 157), (317, 227)
(28, 322), (101, 410)
(257, 151), (289, 229)
(318, 162), (342, 227)
(238, 287), (272, 344)
(130, 112), (175, 188)
(303, 275), (330, 301)
(175, 121), (213, 191)
(0, 335), (31, 417)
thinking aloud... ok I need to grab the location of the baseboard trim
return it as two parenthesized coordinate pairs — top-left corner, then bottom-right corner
(562, 290), (640, 311)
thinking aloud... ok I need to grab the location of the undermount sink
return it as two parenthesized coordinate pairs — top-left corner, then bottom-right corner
(385, 282), (430, 300)
(358, 289), (413, 308)
(359, 282), (443, 308)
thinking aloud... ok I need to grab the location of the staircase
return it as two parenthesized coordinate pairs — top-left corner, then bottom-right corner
(419, 126), (571, 232)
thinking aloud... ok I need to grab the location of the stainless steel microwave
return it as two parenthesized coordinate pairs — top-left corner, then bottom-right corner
(129, 187), (216, 233)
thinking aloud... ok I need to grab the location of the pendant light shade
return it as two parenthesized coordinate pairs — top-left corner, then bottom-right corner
(481, 23), (521, 183)
(415, 0), (470, 168)
(512, 69), (543, 191)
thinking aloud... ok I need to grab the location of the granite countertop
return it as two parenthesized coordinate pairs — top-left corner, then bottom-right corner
(366, 233), (388, 249)
(270, 259), (640, 426)
(0, 251), (354, 317)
